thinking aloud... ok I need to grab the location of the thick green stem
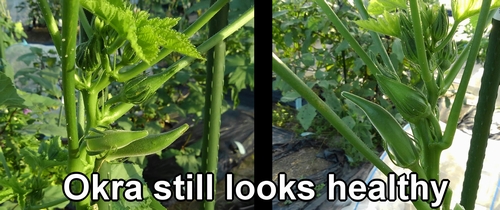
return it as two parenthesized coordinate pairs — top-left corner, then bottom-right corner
(273, 53), (393, 175)
(98, 103), (135, 125)
(460, 9), (500, 210)
(82, 91), (98, 131)
(37, 0), (62, 54)
(408, 0), (438, 108)
(200, 2), (228, 209)
(426, 147), (441, 182)
(77, 91), (85, 136)
(117, 0), (231, 82)
(96, 162), (111, 210)
(60, 0), (89, 209)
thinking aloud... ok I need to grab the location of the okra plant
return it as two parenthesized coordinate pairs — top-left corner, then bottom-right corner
(0, 0), (253, 209)
(273, 0), (500, 209)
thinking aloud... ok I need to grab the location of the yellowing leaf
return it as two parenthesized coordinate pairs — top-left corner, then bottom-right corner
(355, 11), (401, 37)
(452, 0), (500, 22)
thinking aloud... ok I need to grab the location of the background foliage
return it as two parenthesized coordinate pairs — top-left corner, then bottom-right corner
(272, 0), (412, 166)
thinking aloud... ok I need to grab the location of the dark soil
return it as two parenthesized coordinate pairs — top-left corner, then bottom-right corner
(271, 90), (381, 210)
(24, 27), (54, 45)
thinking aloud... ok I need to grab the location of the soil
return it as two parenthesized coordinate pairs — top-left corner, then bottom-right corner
(24, 27), (54, 45)
(271, 125), (377, 210)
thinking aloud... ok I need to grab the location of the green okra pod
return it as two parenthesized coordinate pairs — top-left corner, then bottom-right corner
(105, 123), (190, 160)
(342, 91), (419, 169)
(85, 128), (149, 153)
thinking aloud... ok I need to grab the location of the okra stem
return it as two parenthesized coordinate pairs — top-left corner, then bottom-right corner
(408, 0), (438, 108)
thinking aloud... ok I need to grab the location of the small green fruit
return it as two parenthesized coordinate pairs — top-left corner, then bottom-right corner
(376, 74), (432, 123)
(75, 36), (104, 72)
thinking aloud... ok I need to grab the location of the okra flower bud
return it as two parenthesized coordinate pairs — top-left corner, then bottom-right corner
(399, 15), (419, 64)
(420, 6), (434, 38)
(119, 73), (167, 105)
(75, 36), (104, 72)
(437, 40), (458, 70)
(376, 74), (432, 123)
(431, 5), (449, 42)
(120, 42), (141, 65)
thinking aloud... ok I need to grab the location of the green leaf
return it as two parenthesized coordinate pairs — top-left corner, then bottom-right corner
(355, 11), (401, 37)
(302, 53), (315, 66)
(353, 58), (365, 73)
(0, 72), (25, 108)
(157, 29), (203, 59)
(29, 47), (43, 56)
(367, 0), (407, 15)
(107, 163), (165, 210)
(334, 40), (350, 54)
(39, 186), (69, 209)
(226, 55), (248, 68)
(16, 53), (37, 66)
(80, 0), (138, 54)
(297, 103), (317, 130)
(0, 188), (15, 204)
(0, 59), (15, 81)
(17, 90), (62, 107)
(322, 91), (342, 113)
(24, 74), (61, 97)
(273, 10), (288, 18)
(81, 0), (202, 63)
(341, 116), (356, 129)
(280, 90), (300, 102)
(17, 124), (68, 137)
(175, 147), (201, 173)
(117, 116), (133, 130)
(145, 121), (163, 135)
(228, 66), (254, 93)
(391, 39), (404, 62)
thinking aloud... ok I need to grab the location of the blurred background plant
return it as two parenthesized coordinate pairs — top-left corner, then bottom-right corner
(15, 0), (61, 27)
(1, 0), (27, 52)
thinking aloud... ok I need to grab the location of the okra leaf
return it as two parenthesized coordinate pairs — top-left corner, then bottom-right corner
(80, 0), (136, 39)
(107, 163), (165, 210)
(0, 72), (25, 108)
(297, 103), (317, 130)
(81, 0), (202, 64)
(355, 11), (401, 38)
